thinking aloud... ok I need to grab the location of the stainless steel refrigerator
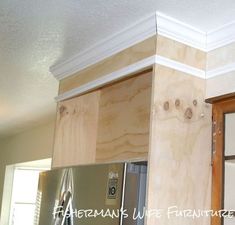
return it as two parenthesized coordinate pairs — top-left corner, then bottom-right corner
(34, 162), (147, 225)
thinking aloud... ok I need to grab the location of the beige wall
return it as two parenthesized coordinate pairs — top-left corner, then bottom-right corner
(206, 41), (235, 99)
(0, 121), (55, 216)
(206, 72), (235, 99)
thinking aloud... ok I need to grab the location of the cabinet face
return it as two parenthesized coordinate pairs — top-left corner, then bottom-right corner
(96, 71), (152, 162)
(223, 113), (235, 225)
(212, 98), (235, 225)
(52, 70), (152, 167)
(52, 91), (100, 168)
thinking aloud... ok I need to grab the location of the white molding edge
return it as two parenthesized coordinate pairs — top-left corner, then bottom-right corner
(50, 11), (235, 83)
(156, 13), (235, 51)
(206, 62), (235, 79)
(50, 14), (157, 81)
(56, 55), (206, 101)
(56, 52), (235, 101)
(207, 21), (235, 51)
(156, 13), (207, 51)
(55, 55), (156, 101)
(155, 55), (206, 79)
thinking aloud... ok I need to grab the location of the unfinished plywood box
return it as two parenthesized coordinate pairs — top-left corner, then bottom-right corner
(53, 70), (152, 167)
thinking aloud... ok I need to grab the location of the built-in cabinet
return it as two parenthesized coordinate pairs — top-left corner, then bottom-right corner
(51, 30), (215, 225)
(52, 70), (152, 168)
(211, 97), (235, 225)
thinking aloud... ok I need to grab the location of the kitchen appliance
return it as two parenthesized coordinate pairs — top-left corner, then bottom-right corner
(34, 162), (147, 225)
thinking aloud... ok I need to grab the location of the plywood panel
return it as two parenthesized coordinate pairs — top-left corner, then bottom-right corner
(52, 91), (100, 168)
(59, 37), (156, 94)
(146, 65), (212, 225)
(96, 70), (152, 162)
(157, 35), (206, 70)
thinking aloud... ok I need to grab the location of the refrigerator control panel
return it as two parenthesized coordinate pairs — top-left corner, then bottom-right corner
(107, 178), (118, 199)
(106, 169), (121, 205)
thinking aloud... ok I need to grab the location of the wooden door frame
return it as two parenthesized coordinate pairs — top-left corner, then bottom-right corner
(211, 97), (235, 225)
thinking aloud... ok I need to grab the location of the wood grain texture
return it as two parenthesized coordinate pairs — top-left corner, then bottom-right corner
(59, 37), (156, 94)
(52, 91), (100, 168)
(157, 35), (206, 70)
(146, 65), (212, 225)
(211, 98), (235, 225)
(96, 71), (152, 163)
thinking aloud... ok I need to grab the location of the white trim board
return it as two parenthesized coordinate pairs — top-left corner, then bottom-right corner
(206, 62), (235, 79)
(55, 54), (235, 101)
(156, 55), (235, 79)
(56, 55), (206, 101)
(155, 55), (205, 79)
(50, 11), (235, 81)
(55, 55), (156, 101)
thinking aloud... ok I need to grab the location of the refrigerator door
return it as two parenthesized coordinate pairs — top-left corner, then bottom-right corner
(123, 163), (147, 225)
(36, 163), (125, 225)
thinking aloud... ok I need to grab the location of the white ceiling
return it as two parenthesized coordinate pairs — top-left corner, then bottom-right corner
(1, 0), (235, 138)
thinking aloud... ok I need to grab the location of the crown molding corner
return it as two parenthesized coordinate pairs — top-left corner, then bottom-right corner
(156, 12), (207, 51)
(206, 21), (235, 51)
(50, 12), (235, 82)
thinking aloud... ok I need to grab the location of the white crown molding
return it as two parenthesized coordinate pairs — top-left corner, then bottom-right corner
(156, 13), (207, 51)
(206, 62), (235, 79)
(156, 13), (235, 52)
(50, 11), (235, 83)
(51, 12), (208, 82)
(207, 21), (235, 51)
(55, 55), (156, 101)
(50, 14), (157, 81)
(155, 55), (206, 79)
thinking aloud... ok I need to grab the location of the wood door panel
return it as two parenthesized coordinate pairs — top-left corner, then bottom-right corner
(96, 71), (152, 162)
(52, 91), (100, 168)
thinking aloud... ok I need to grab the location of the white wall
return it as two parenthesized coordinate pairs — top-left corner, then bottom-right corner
(0, 121), (55, 218)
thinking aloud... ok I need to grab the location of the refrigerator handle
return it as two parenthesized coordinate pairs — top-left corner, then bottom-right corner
(55, 191), (72, 225)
